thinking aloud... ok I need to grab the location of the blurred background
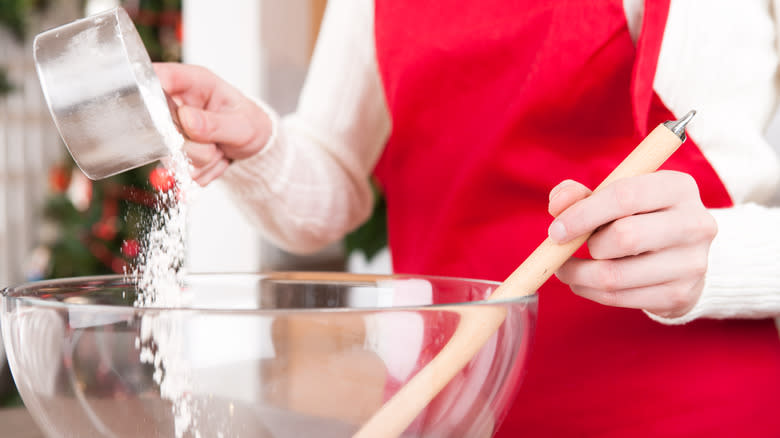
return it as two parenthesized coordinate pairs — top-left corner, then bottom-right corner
(0, 0), (390, 407)
(2, 0), (780, 412)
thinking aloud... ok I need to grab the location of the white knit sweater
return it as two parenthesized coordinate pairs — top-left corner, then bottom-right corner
(221, 0), (780, 325)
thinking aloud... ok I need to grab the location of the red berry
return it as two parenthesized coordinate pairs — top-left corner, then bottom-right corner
(149, 168), (176, 192)
(121, 239), (140, 258)
(175, 17), (184, 42)
(92, 220), (117, 241)
(111, 258), (128, 274)
(49, 166), (70, 192)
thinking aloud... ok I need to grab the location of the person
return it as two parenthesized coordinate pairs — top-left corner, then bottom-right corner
(155, 0), (780, 436)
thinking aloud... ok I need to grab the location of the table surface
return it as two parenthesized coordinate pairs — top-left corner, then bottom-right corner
(0, 408), (44, 438)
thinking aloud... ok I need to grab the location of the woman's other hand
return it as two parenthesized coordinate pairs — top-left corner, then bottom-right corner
(154, 63), (273, 186)
(548, 171), (718, 319)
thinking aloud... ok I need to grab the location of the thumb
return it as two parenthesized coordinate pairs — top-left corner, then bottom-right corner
(177, 105), (258, 148)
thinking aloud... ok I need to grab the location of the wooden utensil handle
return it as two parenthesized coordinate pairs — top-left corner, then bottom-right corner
(353, 123), (685, 438)
(492, 123), (683, 300)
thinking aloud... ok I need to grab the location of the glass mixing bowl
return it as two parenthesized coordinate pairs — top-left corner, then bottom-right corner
(1, 273), (537, 438)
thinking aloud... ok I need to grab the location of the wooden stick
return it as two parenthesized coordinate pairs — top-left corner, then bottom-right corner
(266, 271), (394, 283)
(353, 123), (686, 438)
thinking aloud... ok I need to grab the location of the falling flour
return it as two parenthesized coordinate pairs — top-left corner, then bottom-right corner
(130, 79), (202, 438)
(135, 155), (198, 437)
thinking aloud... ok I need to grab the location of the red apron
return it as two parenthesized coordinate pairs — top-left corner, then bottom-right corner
(373, 1), (780, 436)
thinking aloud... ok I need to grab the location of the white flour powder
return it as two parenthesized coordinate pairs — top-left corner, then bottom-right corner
(131, 79), (202, 438)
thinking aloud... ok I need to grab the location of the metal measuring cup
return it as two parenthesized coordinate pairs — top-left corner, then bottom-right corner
(33, 7), (181, 180)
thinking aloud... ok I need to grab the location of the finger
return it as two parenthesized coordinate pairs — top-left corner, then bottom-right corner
(587, 209), (718, 259)
(555, 246), (709, 292)
(548, 171), (700, 243)
(153, 63), (218, 107)
(569, 278), (702, 316)
(190, 151), (228, 181)
(194, 158), (230, 186)
(177, 105), (258, 147)
(548, 180), (592, 217)
(182, 140), (222, 168)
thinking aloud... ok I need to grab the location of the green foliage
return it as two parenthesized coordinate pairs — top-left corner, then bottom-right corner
(1, 0), (388, 271)
(40, 158), (160, 279)
(345, 184), (388, 261)
(0, 0), (184, 408)
(0, 0), (50, 41)
(33, 0), (183, 279)
(0, 69), (12, 94)
(132, 0), (182, 62)
(0, 0), (28, 41)
(0, 0), (51, 97)
(0, 381), (22, 407)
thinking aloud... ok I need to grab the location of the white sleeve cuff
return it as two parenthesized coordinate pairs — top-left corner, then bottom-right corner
(647, 203), (780, 325)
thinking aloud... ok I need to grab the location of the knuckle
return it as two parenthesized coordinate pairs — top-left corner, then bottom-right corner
(597, 261), (622, 291)
(586, 238), (608, 260)
(565, 208), (584, 234)
(681, 208), (717, 244)
(571, 285), (619, 307)
(243, 116), (261, 145)
(612, 182), (637, 215)
(692, 252), (709, 276)
(207, 143), (222, 159)
(698, 212), (718, 240)
(666, 283), (693, 311)
(677, 172), (699, 193)
(670, 172), (701, 202)
(206, 154), (223, 170)
(612, 220), (639, 255)
(569, 284), (585, 297)
(596, 289), (620, 307)
(202, 115), (218, 139)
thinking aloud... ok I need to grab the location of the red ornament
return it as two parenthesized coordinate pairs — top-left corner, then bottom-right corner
(102, 198), (118, 218)
(49, 166), (70, 193)
(121, 239), (141, 258)
(149, 168), (176, 192)
(92, 219), (117, 241)
(111, 257), (128, 274)
(175, 18), (183, 43)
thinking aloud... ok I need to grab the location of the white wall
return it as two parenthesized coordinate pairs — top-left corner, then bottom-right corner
(183, 0), (280, 274)
(182, 0), (355, 275)
(763, 111), (780, 206)
(179, 0), (317, 402)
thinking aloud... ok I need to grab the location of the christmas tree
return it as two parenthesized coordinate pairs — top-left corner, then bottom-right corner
(0, 0), (182, 407)
(27, 0), (183, 280)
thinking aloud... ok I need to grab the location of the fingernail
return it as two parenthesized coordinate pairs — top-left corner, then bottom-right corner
(548, 220), (567, 243)
(549, 179), (575, 201)
(180, 107), (202, 133)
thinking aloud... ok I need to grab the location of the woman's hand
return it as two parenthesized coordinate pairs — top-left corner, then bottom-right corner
(548, 171), (718, 319)
(153, 63), (272, 186)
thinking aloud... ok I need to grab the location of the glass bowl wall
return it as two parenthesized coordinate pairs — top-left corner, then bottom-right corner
(2, 273), (536, 438)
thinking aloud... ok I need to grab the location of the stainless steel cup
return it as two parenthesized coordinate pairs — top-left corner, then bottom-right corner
(33, 7), (180, 180)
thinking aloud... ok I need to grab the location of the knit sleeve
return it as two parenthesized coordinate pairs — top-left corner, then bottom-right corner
(647, 204), (780, 324)
(645, 1), (780, 325)
(219, 0), (390, 254)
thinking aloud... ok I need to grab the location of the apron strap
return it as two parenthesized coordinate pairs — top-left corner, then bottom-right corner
(631, 0), (671, 135)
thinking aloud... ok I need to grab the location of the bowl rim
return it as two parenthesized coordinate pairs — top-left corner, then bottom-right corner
(1, 272), (538, 314)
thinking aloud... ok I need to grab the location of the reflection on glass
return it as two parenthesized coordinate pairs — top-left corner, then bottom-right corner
(2, 273), (536, 437)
